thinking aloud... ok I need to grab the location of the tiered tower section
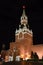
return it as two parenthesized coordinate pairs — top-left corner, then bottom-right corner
(15, 6), (33, 41)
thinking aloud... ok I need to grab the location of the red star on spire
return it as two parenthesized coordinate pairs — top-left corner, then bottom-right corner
(23, 5), (25, 9)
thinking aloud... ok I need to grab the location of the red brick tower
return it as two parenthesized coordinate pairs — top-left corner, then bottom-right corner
(10, 6), (33, 60)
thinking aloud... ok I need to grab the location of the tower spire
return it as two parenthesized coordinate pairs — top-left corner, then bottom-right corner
(22, 6), (26, 16)
(20, 5), (28, 25)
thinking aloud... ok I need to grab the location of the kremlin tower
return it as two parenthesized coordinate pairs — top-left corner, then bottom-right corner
(15, 6), (33, 41)
(10, 6), (33, 60)
(1, 6), (43, 62)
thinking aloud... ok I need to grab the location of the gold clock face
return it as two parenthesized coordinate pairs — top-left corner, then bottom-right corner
(23, 21), (27, 24)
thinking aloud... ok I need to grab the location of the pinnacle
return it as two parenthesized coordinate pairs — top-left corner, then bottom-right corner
(23, 5), (25, 9)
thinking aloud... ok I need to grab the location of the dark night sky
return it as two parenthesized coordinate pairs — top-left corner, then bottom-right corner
(0, 0), (43, 50)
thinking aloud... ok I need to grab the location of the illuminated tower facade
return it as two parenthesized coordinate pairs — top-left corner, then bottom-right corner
(15, 6), (33, 59)
(15, 6), (33, 41)
(7, 6), (43, 60)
